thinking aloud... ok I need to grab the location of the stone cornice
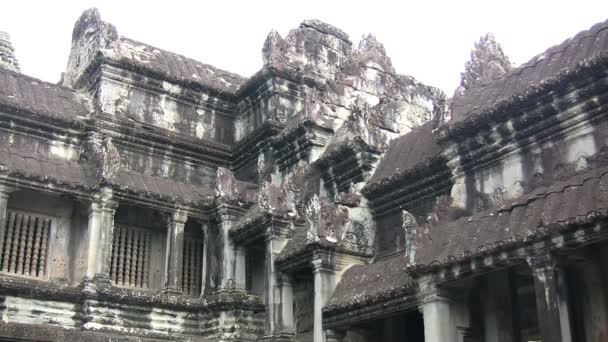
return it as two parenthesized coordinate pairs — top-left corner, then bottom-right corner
(436, 54), (608, 146)
(95, 54), (242, 102)
(365, 159), (453, 216)
(443, 77), (608, 178)
(96, 114), (231, 168)
(271, 120), (334, 171)
(229, 211), (293, 245)
(231, 120), (284, 173)
(406, 213), (608, 282)
(99, 64), (237, 116)
(0, 274), (263, 313)
(323, 290), (418, 329)
(275, 242), (372, 272)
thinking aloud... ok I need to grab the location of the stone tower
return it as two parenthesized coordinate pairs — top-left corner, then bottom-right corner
(0, 31), (20, 72)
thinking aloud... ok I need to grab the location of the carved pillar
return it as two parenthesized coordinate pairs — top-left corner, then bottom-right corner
(234, 245), (246, 289)
(0, 185), (13, 237)
(265, 236), (284, 333)
(200, 223), (208, 296)
(163, 208), (187, 294)
(528, 254), (573, 342)
(216, 203), (239, 288)
(279, 273), (295, 333)
(85, 186), (118, 285)
(312, 256), (341, 342)
(419, 281), (458, 342)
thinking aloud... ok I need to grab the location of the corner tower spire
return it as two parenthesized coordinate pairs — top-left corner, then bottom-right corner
(0, 31), (20, 72)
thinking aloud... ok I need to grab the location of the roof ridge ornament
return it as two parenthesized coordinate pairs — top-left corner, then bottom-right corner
(0, 31), (20, 72)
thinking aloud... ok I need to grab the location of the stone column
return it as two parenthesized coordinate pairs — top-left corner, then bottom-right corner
(528, 254), (573, 342)
(279, 273), (295, 333)
(234, 245), (246, 289)
(200, 223), (208, 296)
(419, 283), (457, 342)
(216, 204), (239, 288)
(265, 236), (289, 334)
(85, 186), (118, 286)
(0, 185), (13, 237)
(163, 208), (187, 294)
(312, 256), (340, 342)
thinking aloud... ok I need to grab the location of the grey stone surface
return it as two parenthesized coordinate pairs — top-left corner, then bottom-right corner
(0, 7), (607, 342)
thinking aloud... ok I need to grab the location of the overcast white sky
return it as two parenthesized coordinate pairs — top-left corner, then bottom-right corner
(1, 0), (607, 94)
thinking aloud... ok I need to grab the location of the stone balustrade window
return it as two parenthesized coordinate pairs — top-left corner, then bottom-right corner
(110, 225), (156, 289)
(0, 210), (51, 279)
(181, 236), (203, 296)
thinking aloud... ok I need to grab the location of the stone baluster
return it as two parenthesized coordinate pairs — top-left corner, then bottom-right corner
(143, 232), (151, 289)
(1, 212), (15, 272)
(23, 215), (35, 275)
(183, 239), (191, 294)
(124, 229), (133, 286)
(117, 227), (126, 285)
(136, 230), (145, 288)
(163, 208), (187, 294)
(15, 214), (28, 274)
(31, 218), (43, 276)
(37, 219), (49, 277)
(110, 226), (120, 283)
(527, 254), (573, 342)
(8, 213), (22, 273)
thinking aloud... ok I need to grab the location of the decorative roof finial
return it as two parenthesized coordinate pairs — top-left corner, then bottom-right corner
(0, 31), (20, 72)
(454, 33), (511, 96)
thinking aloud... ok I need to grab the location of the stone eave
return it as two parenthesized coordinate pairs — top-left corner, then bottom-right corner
(0, 171), (215, 218)
(0, 322), (193, 342)
(111, 186), (214, 218)
(271, 119), (334, 171)
(406, 213), (608, 281)
(229, 211), (293, 245)
(443, 75), (608, 179)
(436, 53), (608, 145)
(97, 54), (243, 101)
(97, 114), (231, 168)
(365, 162), (452, 218)
(0, 102), (90, 133)
(98, 64), (238, 117)
(362, 155), (448, 199)
(323, 288), (418, 329)
(234, 65), (328, 99)
(314, 137), (380, 170)
(0, 169), (96, 198)
(0, 274), (263, 313)
(231, 120), (285, 172)
(275, 240), (373, 272)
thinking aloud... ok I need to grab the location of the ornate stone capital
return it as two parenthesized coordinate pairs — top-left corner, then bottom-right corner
(526, 253), (561, 273)
(171, 208), (188, 225)
(88, 189), (117, 221)
(0, 184), (14, 198)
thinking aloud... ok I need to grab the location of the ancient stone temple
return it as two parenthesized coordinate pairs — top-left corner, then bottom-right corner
(0, 7), (607, 342)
